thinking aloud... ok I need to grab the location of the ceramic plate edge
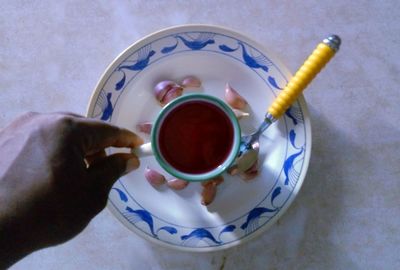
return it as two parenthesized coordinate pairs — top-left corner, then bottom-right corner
(87, 24), (312, 252)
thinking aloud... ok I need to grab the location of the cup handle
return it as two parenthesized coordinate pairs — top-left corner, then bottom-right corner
(132, 142), (153, 157)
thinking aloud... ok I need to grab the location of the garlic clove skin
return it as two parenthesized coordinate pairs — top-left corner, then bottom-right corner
(154, 80), (181, 102)
(224, 83), (248, 110)
(201, 184), (217, 206)
(233, 109), (250, 119)
(144, 167), (166, 187)
(167, 178), (189, 190)
(160, 86), (183, 106)
(136, 122), (152, 134)
(181, 76), (202, 88)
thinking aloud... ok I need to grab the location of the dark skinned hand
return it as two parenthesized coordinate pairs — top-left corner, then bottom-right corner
(0, 112), (142, 268)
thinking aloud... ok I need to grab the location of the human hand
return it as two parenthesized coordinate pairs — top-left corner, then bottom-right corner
(0, 112), (142, 268)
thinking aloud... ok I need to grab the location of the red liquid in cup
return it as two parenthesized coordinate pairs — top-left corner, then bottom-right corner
(158, 101), (234, 174)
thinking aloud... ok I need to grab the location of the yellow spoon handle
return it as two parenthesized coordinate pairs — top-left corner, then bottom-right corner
(267, 35), (341, 120)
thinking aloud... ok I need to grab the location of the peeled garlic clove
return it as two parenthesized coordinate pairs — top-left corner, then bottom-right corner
(201, 175), (224, 187)
(201, 184), (217, 206)
(225, 83), (248, 110)
(233, 109), (250, 119)
(154, 80), (180, 102)
(167, 178), (189, 190)
(160, 86), (183, 105)
(144, 167), (166, 187)
(181, 76), (201, 88)
(136, 122), (152, 134)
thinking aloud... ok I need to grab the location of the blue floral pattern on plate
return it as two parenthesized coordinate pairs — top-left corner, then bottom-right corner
(88, 26), (309, 251)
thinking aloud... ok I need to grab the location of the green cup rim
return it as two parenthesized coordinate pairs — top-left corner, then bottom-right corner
(151, 93), (241, 182)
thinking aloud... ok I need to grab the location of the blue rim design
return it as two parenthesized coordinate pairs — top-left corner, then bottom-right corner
(89, 28), (308, 250)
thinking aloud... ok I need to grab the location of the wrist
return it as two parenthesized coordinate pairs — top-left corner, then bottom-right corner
(0, 215), (37, 268)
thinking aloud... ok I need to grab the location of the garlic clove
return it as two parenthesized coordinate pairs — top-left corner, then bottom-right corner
(167, 178), (189, 190)
(227, 165), (239, 176)
(233, 109), (250, 119)
(144, 167), (166, 187)
(201, 184), (217, 206)
(201, 175), (224, 187)
(239, 159), (259, 181)
(224, 83), (248, 110)
(154, 80), (181, 102)
(181, 76), (202, 88)
(160, 86), (183, 105)
(240, 170), (258, 181)
(136, 122), (152, 134)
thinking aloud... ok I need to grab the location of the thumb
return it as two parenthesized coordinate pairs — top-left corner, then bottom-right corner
(87, 153), (140, 191)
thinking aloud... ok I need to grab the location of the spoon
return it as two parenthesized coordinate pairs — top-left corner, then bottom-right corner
(235, 34), (341, 172)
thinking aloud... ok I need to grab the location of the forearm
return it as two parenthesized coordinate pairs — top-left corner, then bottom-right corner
(0, 214), (37, 269)
(0, 244), (31, 270)
(0, 230), (33, 269)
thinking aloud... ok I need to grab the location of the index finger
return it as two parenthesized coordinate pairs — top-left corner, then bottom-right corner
(75, 118), (144, 153)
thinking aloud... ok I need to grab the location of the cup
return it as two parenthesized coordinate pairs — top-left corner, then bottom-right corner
(133, 94), (241, 181)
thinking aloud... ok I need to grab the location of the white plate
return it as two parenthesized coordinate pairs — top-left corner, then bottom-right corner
(87, 25), (311, 252)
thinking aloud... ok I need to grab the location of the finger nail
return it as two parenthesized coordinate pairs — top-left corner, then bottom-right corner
(125, 157), (140, 174)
